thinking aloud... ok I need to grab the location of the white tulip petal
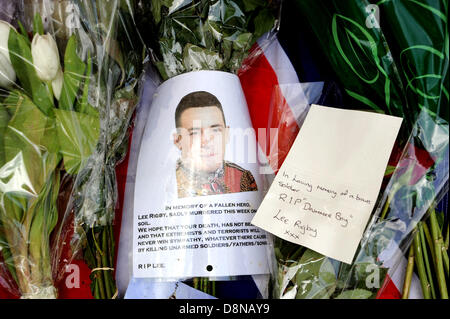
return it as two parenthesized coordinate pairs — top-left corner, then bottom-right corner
(52, 68), (64, 100)
(31, 33), (61, 81)
(0, 51), (16, 89)
(0, 20), (15, 64)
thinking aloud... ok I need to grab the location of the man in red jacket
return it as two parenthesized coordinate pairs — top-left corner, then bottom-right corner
(173, 91), (257, 198)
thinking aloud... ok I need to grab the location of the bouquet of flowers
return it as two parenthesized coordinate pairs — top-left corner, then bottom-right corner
(0, 0), (140, 299)
(0, 10), (99, 298)
(268, 0), (448, 299)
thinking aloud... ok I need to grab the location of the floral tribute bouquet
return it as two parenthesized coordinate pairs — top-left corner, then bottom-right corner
(0, 0), (139, 299)
(267, 0), (448, 299)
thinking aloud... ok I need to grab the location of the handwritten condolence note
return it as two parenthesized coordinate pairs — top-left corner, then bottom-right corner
(252, 105), (403, 264)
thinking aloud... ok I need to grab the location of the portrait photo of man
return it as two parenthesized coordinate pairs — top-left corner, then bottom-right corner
(173, 91), (258, 198)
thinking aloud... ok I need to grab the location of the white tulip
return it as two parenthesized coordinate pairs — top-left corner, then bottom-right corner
(0, 52), (16, 88)
(52, 67), (64, 100)
(0, 20), (16, 89)
(31, 33), (61, 81)
(0, 20), (14, 63)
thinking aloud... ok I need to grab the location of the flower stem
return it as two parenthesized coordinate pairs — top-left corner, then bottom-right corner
(379, 196), (391, 221)
(442, 247), (449, 277)
(205, 278), (209, 295)
(108, 225), (115, 267)
(444, 224), (449, 276)
(202, 277), (206, 293)
(101, 228), (113, 299)
(429, 209), (448, 299)
(107, 225), (118, 297)
(95, 254), (106, 299)
(91, 228), (106, 299)
(193, 277), (199, 290)
(2, 220), (31, 296)
(402, 245), (415, 299)
(419, 222), (436, 299)
(413, 230), (431, 299)
(422, 222), (436, 266)
(445, 224), (449, 250)
(46, 81), (54, 101)
(94, 277), (100, 299)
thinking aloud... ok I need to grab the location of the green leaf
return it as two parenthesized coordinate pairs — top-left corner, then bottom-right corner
(335, 288), (373, 299)
(435, 209), (445, 230)
(232, 32), (252, 51)
(1, 92), (59, 290)
(384, 165), (396, 176)
(8, 30), (54, 117)
(59, 35), (86, 111)
(2, 92), (58, 195)
(54, 109), (100, 175)
(295, 249), (337, 299)
(331, 14), (385, 85)
(1, 191), (29, 224)
(77, 51), (93, 115)
(33, 13), (44, 35)
(151, 0), (174, 24)
(243, 0), (267, 12)
(0, 105), (10, 165)
(151, 0), (278, 79)
(155, 61), (170, 81)
(28, 169), (60, 284)
(183, 44), (223, 72)
(17, 21), (31, 46)
(253, 8), (275, 39)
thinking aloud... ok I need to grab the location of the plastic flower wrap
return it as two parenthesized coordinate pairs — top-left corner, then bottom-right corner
(0, 9), (99, 298)
(0, 0), (140, 299)
(267, 0), (448, 299)
(50, 0), (141, 299)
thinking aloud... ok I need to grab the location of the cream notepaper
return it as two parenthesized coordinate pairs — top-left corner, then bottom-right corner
(252, 104), (403, 264)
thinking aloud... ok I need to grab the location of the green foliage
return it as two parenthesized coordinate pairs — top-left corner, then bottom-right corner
(254, 8), (275, 40)
(54, 108), (100, 175)
(0, 106), (9, 165)
(78, 52), (95, 115)
(0, 91), (59, 296)
(8, 30), (54, 117)
(243, 0), (267, 12)
(2, 92), (58, 194)
(17, 21), (31, 46)
(33, 13), (44, 36)
(151, 0), (174, 24)
(152, 0), (278, 79)
(59, 35), (87, 111)
(294, 250), (337, 299)
(0, 18), (102, 297)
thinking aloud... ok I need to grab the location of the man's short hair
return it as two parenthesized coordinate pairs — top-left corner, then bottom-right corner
(175, 91), (226, 128)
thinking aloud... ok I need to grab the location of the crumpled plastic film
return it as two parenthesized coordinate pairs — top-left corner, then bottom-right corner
(336, 110), (448, 299)
(0, 0), (141, 299)
(269, 0), (448, 299)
